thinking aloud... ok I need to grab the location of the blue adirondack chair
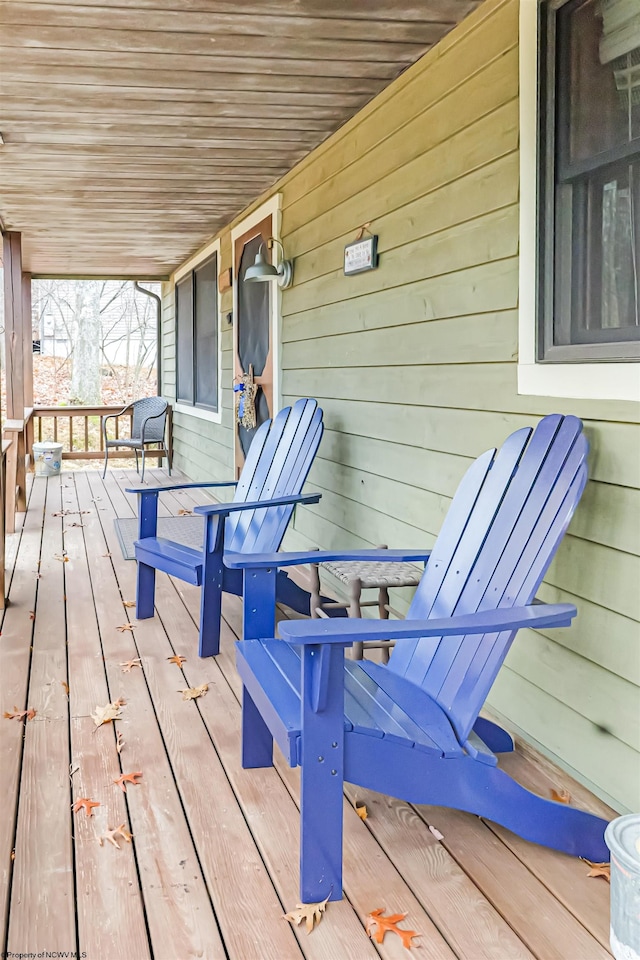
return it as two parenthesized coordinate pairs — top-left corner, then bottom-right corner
(128, 398), (326, 657)
(231, 414), (611, 903)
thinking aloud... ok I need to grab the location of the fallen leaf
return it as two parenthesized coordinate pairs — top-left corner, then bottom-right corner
(91, 701), (123, 727)
(120, 658), (141, 673)
(429, 825), (444, 841)
(72, 797), (100, 817)
(354, 801), (368, 821)
(99, 824), (133, 849)
(54, 554), (69, 563)
(51, 510), (70, 517)
(550, 788), (571, 804)
(102, 552), (112, 558)
(4, 706), (37, 722)
(122, 600), (136, 608)
(113, 771), (143, 792)
(10, 849), (15, 860)
(29, 611), (35, 621)
(581, 859), (611, 882)
(69, 763), (79, 780)
(91, 497), (102, 503)
(116, 623), (135, 632)
(61, 680), (69, 696)
(180, 683), (208, 701)
(167, 655), (186, 668)
(70, 522), (84, 528)
(113, 697), (127, 707)
(116, 730), (125, 754)
(366, 909), (419, 949)
(283, 896), (329, 934)
(177, 508), (194, 516)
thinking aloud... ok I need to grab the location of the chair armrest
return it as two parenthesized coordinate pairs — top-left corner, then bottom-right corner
(102, 403), (132, 424)
(193, 492), (321, 517)
(126, 480), (237, 495)
(278, 602), (577, 645)
(225, 548), (431, 569)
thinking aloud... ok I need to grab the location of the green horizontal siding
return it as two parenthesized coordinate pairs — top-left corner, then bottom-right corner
(161, 0), (640, 811)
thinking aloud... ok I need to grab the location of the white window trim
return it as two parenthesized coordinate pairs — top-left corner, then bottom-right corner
(231, 193), (283, 418)
(172, 236), (223, 424)
(518, 0), (640, 403)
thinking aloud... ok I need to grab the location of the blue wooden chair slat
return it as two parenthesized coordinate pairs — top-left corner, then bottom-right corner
(131, 398), (324, 657)
(234, 414), (611, 903)
(240, 410), (323, 555)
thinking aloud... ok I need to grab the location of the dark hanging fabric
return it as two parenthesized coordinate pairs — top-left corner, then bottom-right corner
(237, 235), (271, 454)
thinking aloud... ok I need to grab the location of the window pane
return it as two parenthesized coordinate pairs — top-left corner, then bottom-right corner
(194, 255), (218, 410)
(176, 274), (194, 404)
(580, 162), (640, 339)
(559, 0), (640, 166)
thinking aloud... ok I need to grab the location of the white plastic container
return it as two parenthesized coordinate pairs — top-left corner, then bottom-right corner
(605, 814), (640, 960)
(33, 441), (63, 477)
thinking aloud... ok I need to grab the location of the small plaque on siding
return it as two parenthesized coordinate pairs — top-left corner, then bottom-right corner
(344, 236), (378, 276)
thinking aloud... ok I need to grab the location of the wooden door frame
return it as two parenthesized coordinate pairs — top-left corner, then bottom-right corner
(231, 193), (283, 473)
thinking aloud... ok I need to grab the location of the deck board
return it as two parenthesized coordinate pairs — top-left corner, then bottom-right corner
(0, 467), (613, 960)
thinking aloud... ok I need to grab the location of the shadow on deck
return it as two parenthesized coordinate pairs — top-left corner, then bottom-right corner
(0, 467), (615, 960)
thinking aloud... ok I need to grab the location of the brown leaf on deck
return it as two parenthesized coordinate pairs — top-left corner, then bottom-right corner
(116, 730), (125, 754)
(120, 658), (141, 673)
(113, 771), (143, 792)
(366, 909), (419, 949)
(283, 895), (329, 934)
(180, 683), (208, 701)
(122, 600), (136, 608)
(550, 788), (571, 804)
(354, 800), (368, 821)
(4, 706), (37, 722)
(61, 680), (69, 697)
(91, 701), (123, 727)
(54, 554), (69, 563)
(99, 824), (133, 849)
(116, 623), (135, 632)
(29, 611), (35, 621)
(113, 697), (127, 707)
(167, 655), (186, 668)
(72, 797), (100, 817)
(102, 552), (112, 558)
(177, 508), (194, 515)
(581, 859), (611, 882)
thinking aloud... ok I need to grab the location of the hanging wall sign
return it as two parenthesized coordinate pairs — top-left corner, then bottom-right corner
(344, 236), (378, 276)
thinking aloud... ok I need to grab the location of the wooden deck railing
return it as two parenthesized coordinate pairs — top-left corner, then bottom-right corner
(32, 405), (171, 461)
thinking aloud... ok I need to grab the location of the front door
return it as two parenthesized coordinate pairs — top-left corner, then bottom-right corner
(233, 214), (274, 473)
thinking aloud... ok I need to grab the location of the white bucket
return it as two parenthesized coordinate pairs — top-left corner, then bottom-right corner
(33, 441), (63, 477)
(606, 815), (640, 960)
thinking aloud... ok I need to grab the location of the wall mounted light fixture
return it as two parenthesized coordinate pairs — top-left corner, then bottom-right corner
(244, 238), (293, 289)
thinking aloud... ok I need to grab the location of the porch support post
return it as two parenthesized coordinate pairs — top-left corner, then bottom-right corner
(22, 272), (34, 471)
(3, 231), (27, 531)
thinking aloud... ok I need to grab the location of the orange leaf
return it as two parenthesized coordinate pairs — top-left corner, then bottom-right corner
(61, 680), (70, 697)
(113, 771), (143, 792)
(102, 552), (112, 558)
(116, 730), (125, 754)
(113, 697), (127, 707)
(550, 788), (571, 804)
(354, 800), (368, 821)
(122, 600), (136, 608)
(177, 508), (194, 516)
(99, 823), (133, 849)
(283, 896), (329, 934)
(167, 655), (186, 668)
(72, 797), (100, 817)
(29, 611), (35, 621)
(116, 623), (135, 632)
(180, 683), (208, 701)
(4, 706), (37, 722)
(581, 858), (611, 882)
(120, 658), (141, 673)
(366, 909), (419, 949)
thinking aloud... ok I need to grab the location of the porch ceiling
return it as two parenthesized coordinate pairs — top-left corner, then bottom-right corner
(0, 0), (481, 278)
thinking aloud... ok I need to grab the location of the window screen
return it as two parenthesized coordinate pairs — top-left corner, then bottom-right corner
(176, 273), (194, 404)
(194, 254), (219, 410)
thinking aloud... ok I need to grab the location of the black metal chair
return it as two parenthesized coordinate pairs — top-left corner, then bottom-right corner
(102, 397), (171, 482)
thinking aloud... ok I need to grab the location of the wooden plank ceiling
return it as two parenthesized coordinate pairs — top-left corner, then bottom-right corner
(0, 0), (480, 278)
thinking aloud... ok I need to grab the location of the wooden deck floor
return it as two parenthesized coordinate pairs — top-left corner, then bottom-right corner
(1, 467), (616, 960)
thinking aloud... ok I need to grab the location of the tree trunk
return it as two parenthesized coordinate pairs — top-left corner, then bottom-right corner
(70, 280), (101, 403)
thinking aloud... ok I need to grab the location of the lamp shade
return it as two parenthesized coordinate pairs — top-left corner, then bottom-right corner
(245, 244), (280, 282)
